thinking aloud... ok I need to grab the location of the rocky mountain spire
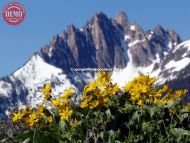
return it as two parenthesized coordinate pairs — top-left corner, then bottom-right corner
(115, 11), (129, 27)
(168, 28), (182, 45)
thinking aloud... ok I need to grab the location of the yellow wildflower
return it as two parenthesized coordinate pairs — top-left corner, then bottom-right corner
(89, 100), (99, 109)
(125, 81), (133, 92)
(111, 83), (120, 95)
(147, 76), (156, 85)
(139, 84), (148, 93)
(36, 104), (45, 117)
(51, 98), (61, 107)
(153, 98), (160, 104)
(160, 85), (169, 93)
(61, 87), (74, 100)
(80, 71), (119, 109)
(102, 97), (109, 103)
(59, 107), (73, 120)
(155, 93), (162, 97)
(175, 89), (187, 98)
(47, 116), (53, 123)
(12, 110), (25, 122)
(137, 100), (143, 106)
(42, 83), (52, 101)
(80, 100), (88, 108)
(182, 103), (190, 112)
(70, 118), (78, 127)
(25, 112), (39, 128)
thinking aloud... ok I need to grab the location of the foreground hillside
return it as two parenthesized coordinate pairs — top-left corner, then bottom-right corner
(1, 72), (190, 143)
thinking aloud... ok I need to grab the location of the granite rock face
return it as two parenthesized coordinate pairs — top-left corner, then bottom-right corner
(40, 12), (181, 71)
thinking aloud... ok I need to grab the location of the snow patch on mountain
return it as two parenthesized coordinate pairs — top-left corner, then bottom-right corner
(112, 48), (157, 88)
(165, 58), (190, 72)
(11, 54), (75, 106)
(0, 81), (13, 97)
(128, 39), (146, 47)
(173, 39), (190, 53)
(124, 35), (130, 41)
(112, 49), (138, 87)
(13, 54), (63, 87)
(130, 25), (136, 31)
(147, 31), (154, 40)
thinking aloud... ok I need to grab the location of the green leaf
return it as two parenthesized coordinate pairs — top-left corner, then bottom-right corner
(146, 106), (158, 118)
(15, 130), (33, 142)
(105, 109), (111, 118)
(131, 111), (140, 122)
(22, 137), (31, 143)
(171, 128), (190, 136)
(33, 129), (40, 143)
(59, 120), (66, 132)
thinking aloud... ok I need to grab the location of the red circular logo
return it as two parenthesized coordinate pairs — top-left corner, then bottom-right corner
(2, 2), (25, 25)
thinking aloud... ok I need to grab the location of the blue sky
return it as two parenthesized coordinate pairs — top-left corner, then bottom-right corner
(0, 0), (190, 77)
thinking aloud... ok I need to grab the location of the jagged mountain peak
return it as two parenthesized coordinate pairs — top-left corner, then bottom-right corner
(115, 11), (129, 27)
(153, 25), (181, 47)
(92, 11), (109, 20)
(167, 28), (182, 45)
(67, 25), (76, 34)
(39, 12), (183, 70)
(154, 25), (165, 35)
(88, 12), (110, 28)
